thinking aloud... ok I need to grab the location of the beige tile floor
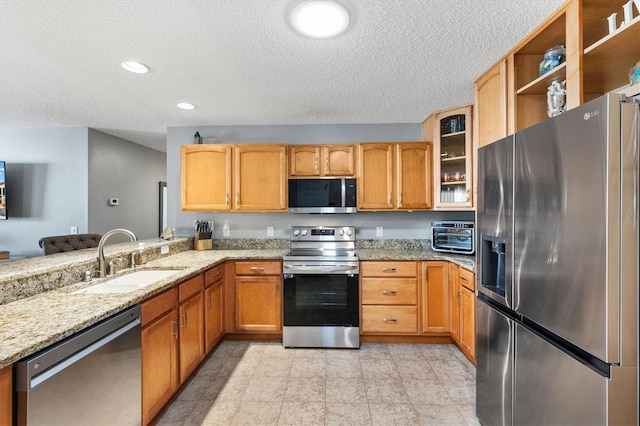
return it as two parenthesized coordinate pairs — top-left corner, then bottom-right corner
(153, 341), (480, 426)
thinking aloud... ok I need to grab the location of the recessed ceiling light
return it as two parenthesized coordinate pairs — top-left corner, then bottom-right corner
(291, 0), (350, 39)
(121, 61), (150, 74)
(177, 102), (196, 110)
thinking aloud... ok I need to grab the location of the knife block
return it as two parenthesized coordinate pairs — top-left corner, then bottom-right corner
(194, 232), (212, 250)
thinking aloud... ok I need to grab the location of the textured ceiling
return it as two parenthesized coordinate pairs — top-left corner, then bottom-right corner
(0, 0), (565, 152)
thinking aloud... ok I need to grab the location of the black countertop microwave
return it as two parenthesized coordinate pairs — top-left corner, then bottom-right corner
(288, 178), (357, 213)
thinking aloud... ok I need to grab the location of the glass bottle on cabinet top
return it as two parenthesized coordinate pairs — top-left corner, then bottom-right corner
(434, 105), (473, 209)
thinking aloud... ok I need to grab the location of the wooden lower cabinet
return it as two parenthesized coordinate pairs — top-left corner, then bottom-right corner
(204, 264), (225, 354)
(178, 291), (204, 381)
(141, 288), (179, 426)
(360, 261), (419, 334)
(448, 263), (461, 343)
(458, 266), (476, 362)
(0, 364), (12, 426)
(421, 261), (450, 333)
(459, 285), (476, 361)
(234, 261), (282, 332)
(449, 264), (476, 363)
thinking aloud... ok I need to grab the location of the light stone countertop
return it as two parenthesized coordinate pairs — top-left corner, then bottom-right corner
(0, 244), (475, 369)
(0, 249), (287, 369)
(356, 249), (476, 272)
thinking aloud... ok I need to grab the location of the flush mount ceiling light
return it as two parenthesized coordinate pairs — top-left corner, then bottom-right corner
(291, 0), (350, 39)
(177, 102), (196, 110)
(121, 61), (150, 74)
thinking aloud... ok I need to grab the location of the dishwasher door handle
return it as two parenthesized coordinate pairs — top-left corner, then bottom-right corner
(25, 316), (141, 390)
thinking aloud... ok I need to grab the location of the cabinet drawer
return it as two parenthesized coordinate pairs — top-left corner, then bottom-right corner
(179, 274), (204, 303)
(235, 261), (281, 275)
(360, 261), (417, 277)
(459, 267), (475, 291)
(362, 305), (418, 333)
(141, 287), (177, 327)
(361, 278), (417, 305)
(204, 264), (224, 288)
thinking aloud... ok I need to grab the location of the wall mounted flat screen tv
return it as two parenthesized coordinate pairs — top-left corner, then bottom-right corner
(0, 161), (6, 220)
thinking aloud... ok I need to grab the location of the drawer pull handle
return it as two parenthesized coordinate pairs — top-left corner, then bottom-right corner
(382, 268), (397, 272)
(382, 290), (397, 295)
(460, 276), (469, 282)
(250, 267), (265, 272)
(383, 318), (397, 324)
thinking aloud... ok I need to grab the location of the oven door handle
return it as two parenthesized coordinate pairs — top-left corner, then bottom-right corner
(283, 265), (359, 275)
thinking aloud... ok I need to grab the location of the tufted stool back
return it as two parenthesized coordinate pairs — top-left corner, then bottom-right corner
(38, 234), (102, 255)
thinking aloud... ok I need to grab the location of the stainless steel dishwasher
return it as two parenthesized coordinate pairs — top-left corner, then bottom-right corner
(15, 306), (141, 425)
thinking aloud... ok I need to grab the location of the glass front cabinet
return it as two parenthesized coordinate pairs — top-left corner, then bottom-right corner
(433, 105), (473, 209)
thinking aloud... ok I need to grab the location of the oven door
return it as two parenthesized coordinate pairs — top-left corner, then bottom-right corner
(283, 273), (359, 327)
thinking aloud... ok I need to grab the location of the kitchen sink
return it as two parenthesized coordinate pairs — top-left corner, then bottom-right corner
(72, 269), (184, 294)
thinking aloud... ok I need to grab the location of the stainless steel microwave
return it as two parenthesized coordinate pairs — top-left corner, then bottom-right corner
(431, 221), (475, 254)
(288, 178), (357, 214)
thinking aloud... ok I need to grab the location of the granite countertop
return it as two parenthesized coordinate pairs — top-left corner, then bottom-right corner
(356, 249), (476, 272)
(0, 249), (287, 369)
(0, 242), (475, 369)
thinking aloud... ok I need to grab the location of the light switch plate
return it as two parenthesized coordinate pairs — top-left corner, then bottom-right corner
(267, 226), (274, 237)
(70, 226), (78, 235)
(376, 226), (383, 237)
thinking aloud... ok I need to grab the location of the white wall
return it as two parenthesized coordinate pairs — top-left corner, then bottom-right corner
(88, 129), (166, 242)
(167, 124), (474, 240)
(0, 127), (89, 257)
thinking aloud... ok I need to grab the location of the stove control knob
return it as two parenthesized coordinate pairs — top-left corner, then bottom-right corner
(339, 229), (345, 236)
(301, 229), (308, 236)
(293, 229), (300, 236)
(346, 229), (353, 236)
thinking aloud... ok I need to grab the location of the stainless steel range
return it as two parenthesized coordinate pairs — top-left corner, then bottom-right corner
(283, 226), (360, 349)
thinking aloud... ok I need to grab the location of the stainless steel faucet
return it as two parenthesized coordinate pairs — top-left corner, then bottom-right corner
(97, 228), (137, 277)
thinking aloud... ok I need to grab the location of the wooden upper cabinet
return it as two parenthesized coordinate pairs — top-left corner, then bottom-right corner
(396, 143), (432, 210)
(433, 105), (473, 209)
(358, 142), (432, 211)
(289, 145), (321, 176)
(475, 59), (509, 148)
(234, 144), (287, 211)
(289, 144), (355, 176)
(181, 145), (232, 211)
(357, 143), (395, 209)
(324, 145), (355, 176)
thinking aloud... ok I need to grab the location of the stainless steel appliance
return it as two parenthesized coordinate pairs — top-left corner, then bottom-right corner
(288, 178), (357, 213)
(476, 93), (638, 425)
(431, 221), (475, 254)
(16, 306), (141, 425)
(283, 225), (359, 348)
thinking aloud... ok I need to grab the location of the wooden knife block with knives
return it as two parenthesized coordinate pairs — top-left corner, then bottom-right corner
(194, 220), (213, 250)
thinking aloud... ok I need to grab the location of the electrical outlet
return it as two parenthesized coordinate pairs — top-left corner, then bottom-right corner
(376, 226), (383, 237)
(267, 226), (274, 237)
(160, 244), (169, 255)
(70, 226), (78, 235)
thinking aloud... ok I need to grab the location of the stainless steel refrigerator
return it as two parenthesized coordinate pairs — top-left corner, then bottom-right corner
(476, 93), (638, 425)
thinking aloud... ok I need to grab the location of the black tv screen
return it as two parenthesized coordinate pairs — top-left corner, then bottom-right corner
(0, 161), (6, 220)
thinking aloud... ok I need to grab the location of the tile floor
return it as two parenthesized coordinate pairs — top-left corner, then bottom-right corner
(153, 341), (480, 426)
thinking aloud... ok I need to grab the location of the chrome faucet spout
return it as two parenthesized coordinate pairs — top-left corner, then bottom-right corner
(97, 228), (137, 277)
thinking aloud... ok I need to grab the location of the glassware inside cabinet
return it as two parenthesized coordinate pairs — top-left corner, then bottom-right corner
(439, 114), (466, 203)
